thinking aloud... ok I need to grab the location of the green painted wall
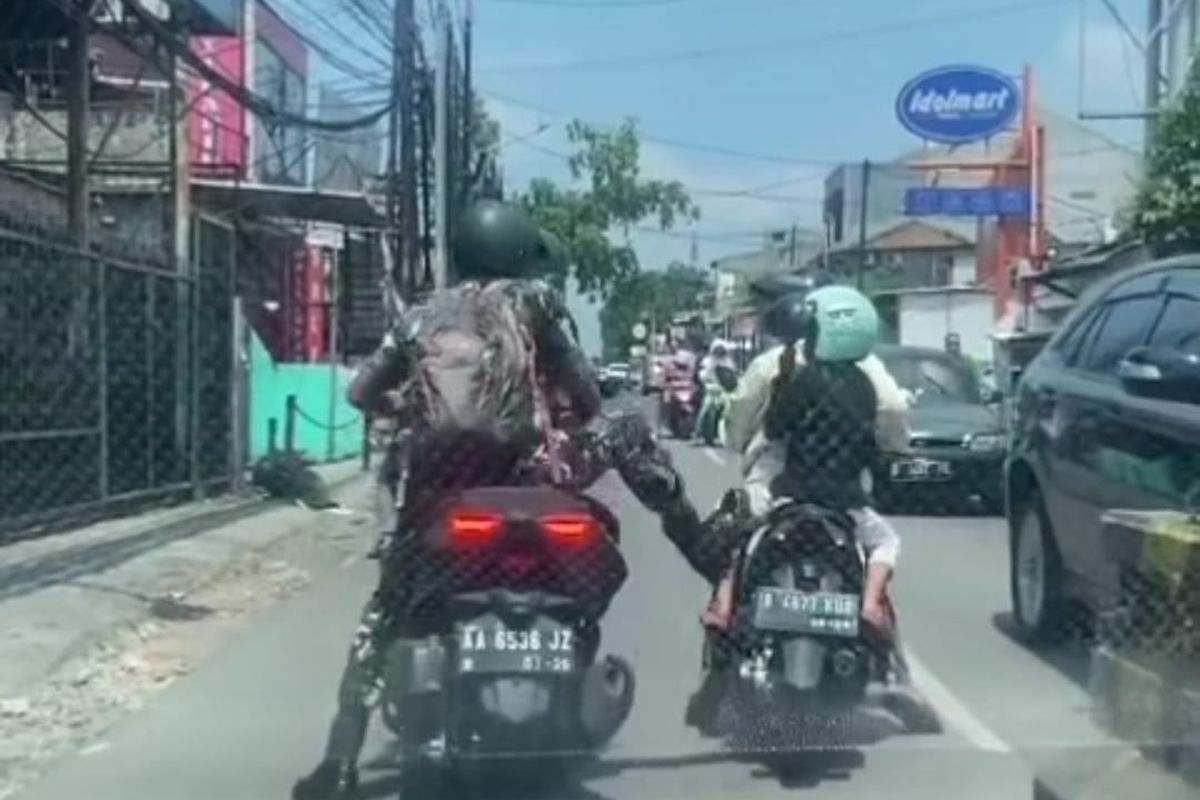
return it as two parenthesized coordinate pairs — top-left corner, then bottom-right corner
(248, 330), (363, 462)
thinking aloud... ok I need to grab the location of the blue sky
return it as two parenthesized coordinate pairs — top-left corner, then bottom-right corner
(280, 0), (1150, 354)
(461, 0), (1148, 354)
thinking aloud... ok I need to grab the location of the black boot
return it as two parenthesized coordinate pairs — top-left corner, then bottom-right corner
(292, 759), (359, 800)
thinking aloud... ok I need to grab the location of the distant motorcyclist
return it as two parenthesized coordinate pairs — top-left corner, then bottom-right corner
(293, 201), (714, 800)
(692, 340), (736, 444)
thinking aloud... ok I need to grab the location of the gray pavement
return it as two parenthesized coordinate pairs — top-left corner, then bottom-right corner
(6, 431), (1176, 800)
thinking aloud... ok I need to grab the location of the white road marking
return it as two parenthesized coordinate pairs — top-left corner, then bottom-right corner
(703, 449), (726, 466)
(904, 649), (1012, 753)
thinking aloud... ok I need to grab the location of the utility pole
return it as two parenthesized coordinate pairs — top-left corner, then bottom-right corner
(461, 0), (473, 206)
(387, 0), (403, 295)
(395, 0), (420, 301)
(856, 159), (870, 290)
(1146, 0), (1164, 144)
(66, 0), (90, 247)
(787, 224), (797, 268)
(432, 3), (451, 289)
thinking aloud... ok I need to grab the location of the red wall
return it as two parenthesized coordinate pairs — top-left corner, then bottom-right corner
(188, 36), (247, 177)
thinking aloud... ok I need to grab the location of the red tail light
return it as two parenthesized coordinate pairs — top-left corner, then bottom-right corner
(539, 513), (598, 545)
(447, 511), (503, 544)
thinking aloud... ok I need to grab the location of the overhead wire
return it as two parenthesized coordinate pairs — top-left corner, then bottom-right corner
(102, 0), (395, 131)
(479, 0), (1069, 73)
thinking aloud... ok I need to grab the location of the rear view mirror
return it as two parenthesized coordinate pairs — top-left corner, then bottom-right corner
(1118, 345), (1200, 404)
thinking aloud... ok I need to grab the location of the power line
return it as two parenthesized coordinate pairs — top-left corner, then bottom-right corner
(107, 0), (394, 132)
(262, 0), (391, 77)
(483, 89), (841, 166)
(480, 0), (1067, 74)
(482, 0), (691, 6)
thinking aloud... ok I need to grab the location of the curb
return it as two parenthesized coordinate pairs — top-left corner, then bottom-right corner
(2, 465), (372, 696)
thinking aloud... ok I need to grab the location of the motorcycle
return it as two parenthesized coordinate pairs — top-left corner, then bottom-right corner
(694, 490), (888, 747)
(379, 484), (634, 781)
(697, 366), (737, 446)
(662, 379), (700, 441)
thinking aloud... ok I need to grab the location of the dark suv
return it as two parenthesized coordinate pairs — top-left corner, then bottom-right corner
(1006, 257), (1200, 643)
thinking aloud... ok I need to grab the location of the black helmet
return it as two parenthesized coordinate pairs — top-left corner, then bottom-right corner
(452, 200), (549, 281)
(760, 291), (817, 343)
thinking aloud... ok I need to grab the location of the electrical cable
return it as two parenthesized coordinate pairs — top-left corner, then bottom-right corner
(480, 0), (1067, 73)
(101, 0), (395, 131)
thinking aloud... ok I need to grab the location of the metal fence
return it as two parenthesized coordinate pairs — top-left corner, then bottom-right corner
(0, 220), (236, 540)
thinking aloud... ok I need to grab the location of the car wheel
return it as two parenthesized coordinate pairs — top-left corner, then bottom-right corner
(1009, 489), (1066, 644)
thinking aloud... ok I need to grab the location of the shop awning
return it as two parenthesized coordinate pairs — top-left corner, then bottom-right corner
(191, 180), (387, 229)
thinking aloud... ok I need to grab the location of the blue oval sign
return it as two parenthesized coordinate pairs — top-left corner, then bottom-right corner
(896, 65), (1020, 144)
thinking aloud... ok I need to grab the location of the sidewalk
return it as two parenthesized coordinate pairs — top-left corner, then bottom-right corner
(0, 459), (368, 698)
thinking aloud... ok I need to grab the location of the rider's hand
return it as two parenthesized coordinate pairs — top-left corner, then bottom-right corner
(862, 596), (893, 638)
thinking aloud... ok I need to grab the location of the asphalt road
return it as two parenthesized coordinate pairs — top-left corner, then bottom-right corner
(15, 405), (1129, 800)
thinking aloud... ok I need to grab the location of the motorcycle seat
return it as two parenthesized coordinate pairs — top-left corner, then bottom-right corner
(766, 501), (856, 536)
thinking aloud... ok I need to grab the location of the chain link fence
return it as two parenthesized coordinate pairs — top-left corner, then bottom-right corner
(0, 220), (235, 541)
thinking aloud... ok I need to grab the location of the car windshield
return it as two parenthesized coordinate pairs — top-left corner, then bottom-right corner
(879, 351), (980, 405)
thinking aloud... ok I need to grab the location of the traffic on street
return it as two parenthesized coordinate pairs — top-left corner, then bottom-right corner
(3, 2), (1199, 800)
(7, 418), (1118, 800)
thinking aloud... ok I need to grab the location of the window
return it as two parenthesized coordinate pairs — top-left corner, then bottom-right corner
(1078, 295), (1163, 374)
(1054, 305), (1099, 366)
(1149, 295), (1200, 356)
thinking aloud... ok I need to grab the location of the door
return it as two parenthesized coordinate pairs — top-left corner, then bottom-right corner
(1097, 269), (1200, 513)
(1049, 275), (1166, 590)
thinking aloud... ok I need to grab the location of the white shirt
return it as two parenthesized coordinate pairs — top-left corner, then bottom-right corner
(721, 343), (910, 566)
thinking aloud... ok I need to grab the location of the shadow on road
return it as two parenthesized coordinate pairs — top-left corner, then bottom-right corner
(353, 706), (907, 799)
(991, 611), (1093, 689)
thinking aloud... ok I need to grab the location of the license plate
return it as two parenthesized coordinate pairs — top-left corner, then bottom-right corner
(752, 588), (860, 638)
(890, 458), (953, 481)
(456, 621), (576, 675)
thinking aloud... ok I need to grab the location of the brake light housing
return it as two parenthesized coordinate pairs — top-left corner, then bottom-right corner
(539, 513), (598, 545)
(446, 511), (504, 544)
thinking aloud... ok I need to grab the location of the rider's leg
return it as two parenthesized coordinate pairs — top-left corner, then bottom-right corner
(293, 589), (400, 799)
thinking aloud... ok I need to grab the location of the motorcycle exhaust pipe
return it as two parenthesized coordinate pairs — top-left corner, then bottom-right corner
(578, 654), (636, 747)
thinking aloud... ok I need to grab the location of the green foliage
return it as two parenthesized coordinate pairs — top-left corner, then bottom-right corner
(599, 261), (709, 360)
(517, 119), (699, 295)
(1132, 58), (1200, 245)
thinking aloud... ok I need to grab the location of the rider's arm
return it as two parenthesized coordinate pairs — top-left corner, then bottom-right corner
(348, 335), (409, 416)
(722, 347), (781, 453)
(521, 281), (603, 425)
(858, 353), (910, 454)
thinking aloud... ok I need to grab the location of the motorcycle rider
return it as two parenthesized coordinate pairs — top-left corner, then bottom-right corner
(682, 284), (937, 734)
(293, 201), (715, 800)
(691, 339), (736, 445)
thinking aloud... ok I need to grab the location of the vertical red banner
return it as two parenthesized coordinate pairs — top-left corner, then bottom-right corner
(303, 246), (330, 361)
(188, 36), (247, 176)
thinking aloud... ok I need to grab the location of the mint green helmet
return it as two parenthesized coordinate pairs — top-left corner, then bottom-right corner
(806, 285), (879, 363)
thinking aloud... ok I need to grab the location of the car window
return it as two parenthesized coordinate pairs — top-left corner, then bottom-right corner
(1149, 295), (1200, 357)
(1053, 304), (1101, 367)
(878, 351), (980, 405)
(1077, 295), (1163, 375)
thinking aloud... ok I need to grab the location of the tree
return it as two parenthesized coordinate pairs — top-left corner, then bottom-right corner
(599, 262), (709, 360)
(1132, 58), (1200, 246)
(517, 119), (699, 295)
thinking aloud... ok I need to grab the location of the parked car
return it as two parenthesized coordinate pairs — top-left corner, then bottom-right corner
(605, 362), (633, 388)
(872, 345), (1006, 514)
(1006, 257), (1200, 643)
